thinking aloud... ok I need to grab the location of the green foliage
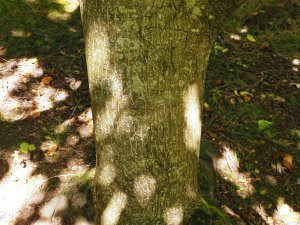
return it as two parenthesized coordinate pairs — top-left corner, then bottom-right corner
(257, 120), (273, 132)
(190, 198), (231, 225)
(257, 120), (275, 138)
(19, 142), (36, 153)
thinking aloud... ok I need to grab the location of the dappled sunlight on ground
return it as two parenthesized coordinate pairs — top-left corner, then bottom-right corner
(47, 0), (79, 21)
(214, 146), (255, 198)
(292, 58), (299, 72)
(254, 198), (300, 225)
(0, 152), (46, 224)
(0, 149), (94, 224)
(0, 58), (69, 121)
(273, 198), (300, 225)
(0, 58), (43, 120)
(230, 34), (241, 41)
(54, 107), (94, 139)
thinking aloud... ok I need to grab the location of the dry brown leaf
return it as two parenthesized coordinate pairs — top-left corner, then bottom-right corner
(260, 41), (270, 49)
(40, 76), (53, 87)
(222, 205), (241, 218)
(32, 111), (40, 118)
(282, 154), (293, 172)
(46, 142), (58, 156)
(243, 95), (252, 102)
(215, 79), (223, 85)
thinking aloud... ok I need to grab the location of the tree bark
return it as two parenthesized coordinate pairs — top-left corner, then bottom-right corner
(80, 1), (238, 224)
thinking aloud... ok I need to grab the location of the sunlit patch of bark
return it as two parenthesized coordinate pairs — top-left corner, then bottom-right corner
(163, 205), (184, 225)
(98, 164), (117, 187)
(182, 84), (201, 157)
(95, 71), (130, 139)
(101, 191), (127, 225)
(133, 175), (156, 207)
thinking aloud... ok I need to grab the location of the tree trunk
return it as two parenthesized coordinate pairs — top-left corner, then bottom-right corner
(80, 1), (237, 224)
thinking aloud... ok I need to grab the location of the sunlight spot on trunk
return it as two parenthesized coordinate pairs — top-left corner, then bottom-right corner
(185, 183), (197, 199)
(133, 175), (156, 207)
(115, 112), (134, 135)
(96, 72), (129, 139)
(86, 22), (109, 89)
(135, 124), (150, 141)
(98, 164), (117, 187)
(163, 205), (184, 225)
(101, 191), (127, 225)
(214, 146), (255, 198)
(100, 145), (115, 163)
(182, 84), (201, 156)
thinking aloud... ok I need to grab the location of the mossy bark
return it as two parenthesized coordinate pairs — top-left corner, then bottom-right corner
(80, 1), (237, 224)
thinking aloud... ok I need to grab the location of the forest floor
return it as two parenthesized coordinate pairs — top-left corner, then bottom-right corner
(0, 0), (299, 224)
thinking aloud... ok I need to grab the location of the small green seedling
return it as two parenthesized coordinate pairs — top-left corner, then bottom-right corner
(19, 142), (36, 153)
(257, 120), (273, 138)
(258, 120), (273, 131)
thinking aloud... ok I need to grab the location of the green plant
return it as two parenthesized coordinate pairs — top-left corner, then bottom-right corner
(19, 142), (36, 153)
(257, 119), (274, 138)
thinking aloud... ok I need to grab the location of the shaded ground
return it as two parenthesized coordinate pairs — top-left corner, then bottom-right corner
(0, 0), (299, 224)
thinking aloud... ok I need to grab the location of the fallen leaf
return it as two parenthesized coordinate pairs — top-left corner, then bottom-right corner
(46, 142), (58, 156)
(229, 98), (236, 105)
(272, 163), (285, 174)
(215, 79), (223, 85)
(243, 95), (252, 102)
(282, 154), (293, 172)
(289, 82), (300, 88)
(234, 90), (239, 96)
(32, 111), (40, 118)
(260, 41), (269, 49)
(222, 48), (229, 53)
(221, 205), (240, 218)
(240, 91), (254, 97)
(203, 102), (210, 109)
(70, 80), (82, 90)
(40, 76), (53, 87)
(292, 59), (300, 66)
(247, 34), (256, 43)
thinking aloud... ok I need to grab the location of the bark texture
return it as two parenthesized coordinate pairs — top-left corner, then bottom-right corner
(80, 1), (237, 224)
